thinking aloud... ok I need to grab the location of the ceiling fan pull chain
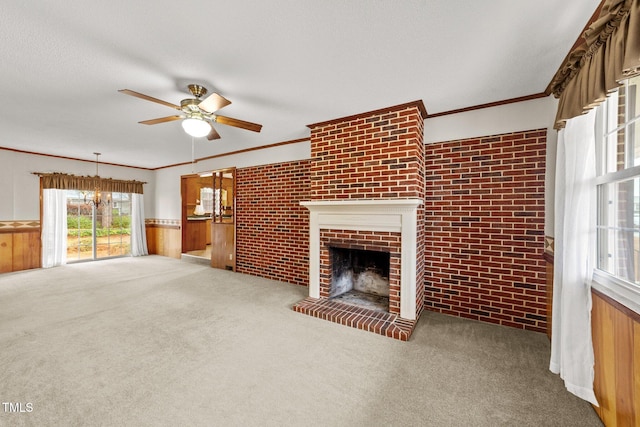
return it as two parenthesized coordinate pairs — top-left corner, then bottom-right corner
(191, 136), (195, 173)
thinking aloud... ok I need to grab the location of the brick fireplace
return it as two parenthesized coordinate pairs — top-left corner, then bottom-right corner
(293, 101), (427, 340)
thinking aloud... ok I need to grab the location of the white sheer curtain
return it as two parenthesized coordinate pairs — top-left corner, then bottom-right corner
(550, 108), (598, 405)
(41, 189), (67, 268)
(131, 193), (148, 256)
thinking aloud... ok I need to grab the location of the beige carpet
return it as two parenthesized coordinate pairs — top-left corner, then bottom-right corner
(0, 256), (602, 426)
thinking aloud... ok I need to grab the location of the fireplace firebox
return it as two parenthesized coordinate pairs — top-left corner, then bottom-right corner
(330, 247), (390, 312)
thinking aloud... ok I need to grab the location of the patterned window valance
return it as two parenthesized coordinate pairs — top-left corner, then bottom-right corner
(549, 0), (640, 129)
(34, 172), (145, 194)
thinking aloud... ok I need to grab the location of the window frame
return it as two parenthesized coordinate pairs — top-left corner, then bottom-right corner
(65, 189), (132, 262)
(593, 76), (640, 314)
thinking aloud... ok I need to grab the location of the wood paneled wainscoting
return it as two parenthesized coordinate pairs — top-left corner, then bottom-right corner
(591, 289), (640, 426)
(145, 219), (181, 259)
(0, 220), (41, 273)
(543, 251), (553, 339)
(545, 242), (640, 425)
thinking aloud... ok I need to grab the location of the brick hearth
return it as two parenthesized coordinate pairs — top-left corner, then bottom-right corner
(293, 297), (416, 341)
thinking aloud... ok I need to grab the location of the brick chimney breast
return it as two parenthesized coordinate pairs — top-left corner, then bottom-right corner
(307, 100), (427, 201)
(297, 101), (427, 339)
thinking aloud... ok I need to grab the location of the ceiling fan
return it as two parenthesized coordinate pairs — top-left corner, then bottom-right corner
(118, 84), (262, 140)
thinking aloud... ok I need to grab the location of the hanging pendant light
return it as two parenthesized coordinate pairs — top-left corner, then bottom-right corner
(84, 152), (109, 207)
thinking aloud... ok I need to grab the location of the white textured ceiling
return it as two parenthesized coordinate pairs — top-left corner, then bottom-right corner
(0, 0), (600, 169)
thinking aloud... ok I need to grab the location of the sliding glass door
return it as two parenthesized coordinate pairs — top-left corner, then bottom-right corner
(66, 190), (132, 261)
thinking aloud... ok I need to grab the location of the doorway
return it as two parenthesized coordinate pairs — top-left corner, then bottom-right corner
(66, 190), (132, 261)
(181, 168), (235, 270)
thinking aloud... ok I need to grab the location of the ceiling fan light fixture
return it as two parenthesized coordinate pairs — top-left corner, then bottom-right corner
(182, 117), (211, 138)
(119, 85), (261, 140)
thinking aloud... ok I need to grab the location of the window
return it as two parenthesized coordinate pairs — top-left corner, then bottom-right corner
(66, 190), (132, 261)
(595, 75), (640, 308)
(200, 187), (214, 214)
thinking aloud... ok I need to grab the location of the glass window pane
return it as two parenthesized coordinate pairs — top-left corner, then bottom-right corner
(633, 118), (640, 167)
(597, 177), (640, 285)
(629, 76), (640, 167)
(64, 190), (131, 262)
(200, 187), (214, 214)
(606, 89), (621, 131)
(627, 74), (639, 121)
(614, 228), (639, 284)
(597, 180), (630, 228)
(66, 191), (94, 261)
(604, 131), (624, 173)
(597, 227), (612, 274)
(97, 192), (131, 259)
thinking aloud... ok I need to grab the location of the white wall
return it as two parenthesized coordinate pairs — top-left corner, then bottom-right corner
(0, 150), (155, 220)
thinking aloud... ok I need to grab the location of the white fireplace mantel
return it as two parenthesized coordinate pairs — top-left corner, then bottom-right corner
(301, 199), (422, 320)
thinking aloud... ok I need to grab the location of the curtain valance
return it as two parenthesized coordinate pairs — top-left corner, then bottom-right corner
(549, 0), (640, 129)
(35, 172), (145, 194)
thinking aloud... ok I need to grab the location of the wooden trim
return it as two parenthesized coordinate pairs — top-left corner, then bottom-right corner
(181, 176), (189, 252)
(3, 137), (310, 172)
(425, 93), (548, 119)
(145, 224), (180, 230)
(39, 178), (43, 269)
(0, 220), (40, 225)
(0, 146), (154, 171)
(542, 251), (554, 264)
(307, 100), (428, 129)
(544, 0), (607, 96)
(568, 1), (606, 53)
(0, 227), (40, 234)
(545, 259), (554, 340)
(592, 287), (640, 323)
(153, 138), (310, 170)
(39, 178), (43, 244)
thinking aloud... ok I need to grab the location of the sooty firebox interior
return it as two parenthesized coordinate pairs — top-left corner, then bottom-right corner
(329, 246), (390, 312)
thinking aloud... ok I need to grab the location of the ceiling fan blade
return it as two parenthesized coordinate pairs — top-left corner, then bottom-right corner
(198, 93), (232, 113)
(215, 115), (262, 133)
(207, 124), (221, 141)
(118, 89), (181, 110)
(139, 115), (183, 125)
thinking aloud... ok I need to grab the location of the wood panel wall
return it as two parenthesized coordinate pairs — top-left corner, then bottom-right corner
(0, 228), (41, 273)
(145, 223), (181, 259)
(546, 251), (639, 426)
(591, 289), (640, 426)
(544, 252), (553, 339)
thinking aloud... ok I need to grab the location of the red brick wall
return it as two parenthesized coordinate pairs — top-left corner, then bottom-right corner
(309, 104), (425, 200)
(233, 115), (544, 332)
(423, 129), (547, 333)
(236, 160), (310, 286)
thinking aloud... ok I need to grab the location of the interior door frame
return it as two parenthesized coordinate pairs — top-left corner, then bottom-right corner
(210, 167), (236, 271)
